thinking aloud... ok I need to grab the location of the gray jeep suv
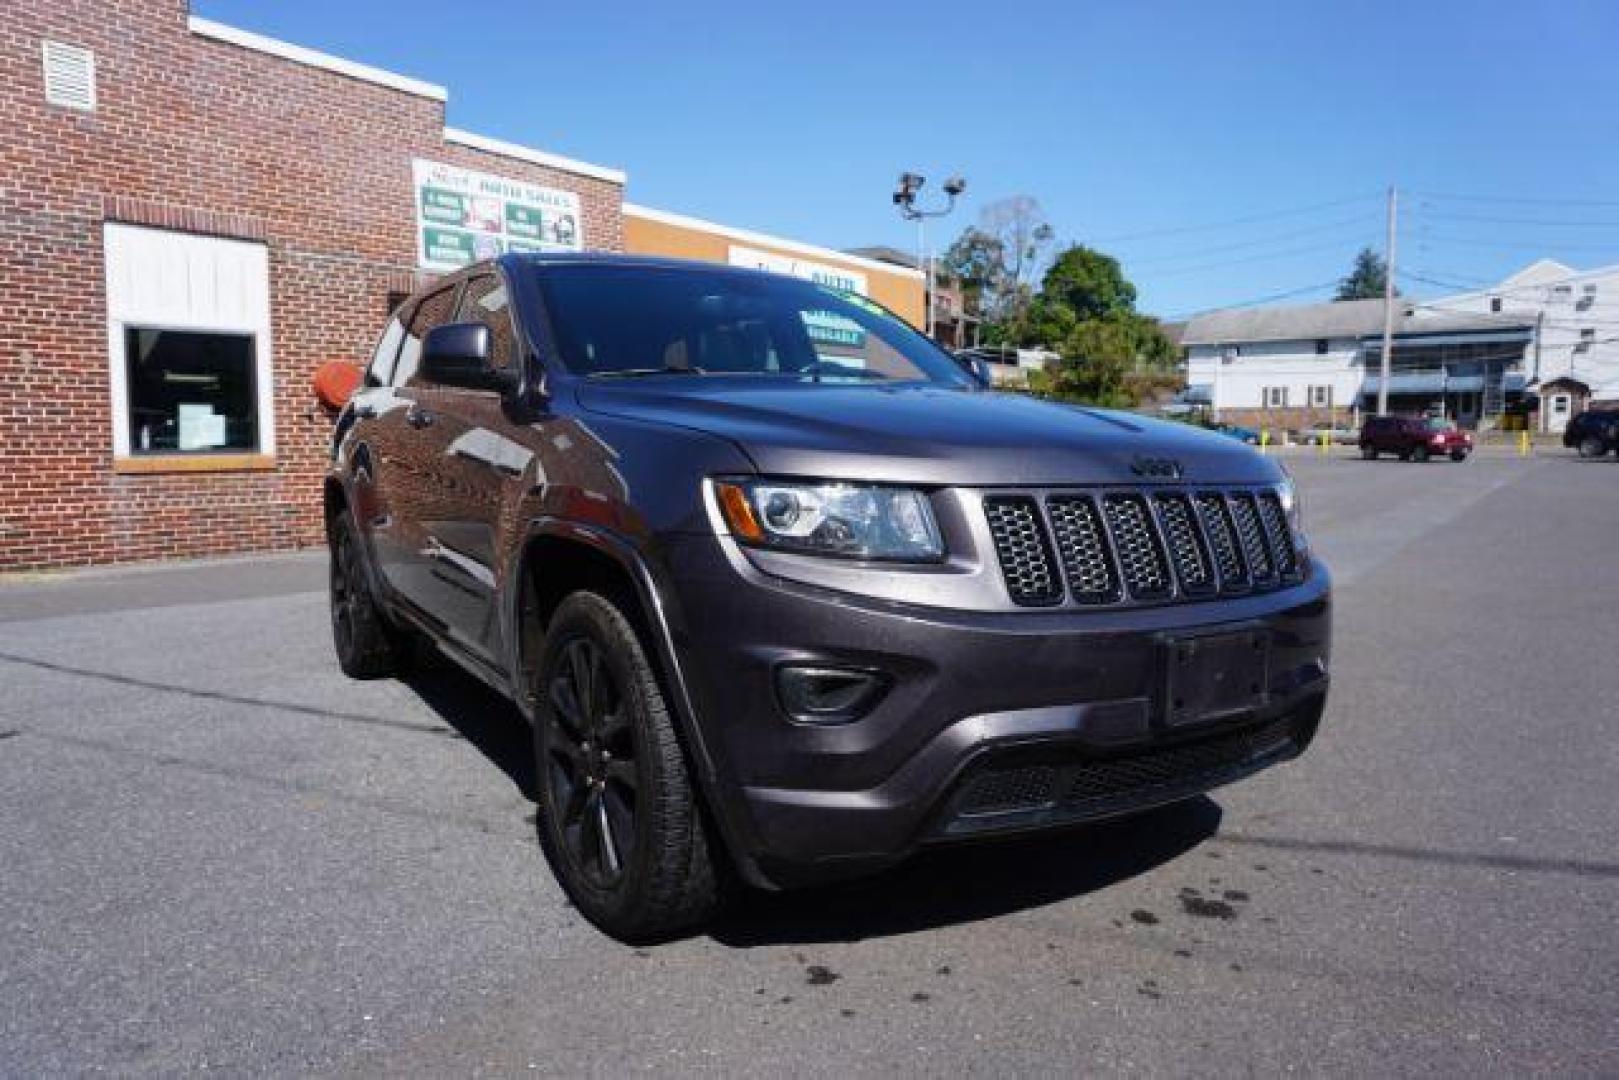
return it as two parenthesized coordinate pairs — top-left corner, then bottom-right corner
(326, 254), (1331, 941)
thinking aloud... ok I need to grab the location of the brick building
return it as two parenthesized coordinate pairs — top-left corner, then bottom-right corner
(4, 2), (923, 573)
(2, 0), (629, 570)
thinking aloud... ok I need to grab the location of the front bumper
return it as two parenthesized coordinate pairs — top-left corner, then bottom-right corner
(660, 534), (1331, 889)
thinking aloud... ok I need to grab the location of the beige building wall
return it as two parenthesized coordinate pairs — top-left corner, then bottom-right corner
(623, 205), (925, 329)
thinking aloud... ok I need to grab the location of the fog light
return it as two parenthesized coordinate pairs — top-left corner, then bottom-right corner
(775, 665), (889, 724)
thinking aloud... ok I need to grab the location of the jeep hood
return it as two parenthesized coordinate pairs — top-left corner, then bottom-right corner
(575, 381), (1281, 487)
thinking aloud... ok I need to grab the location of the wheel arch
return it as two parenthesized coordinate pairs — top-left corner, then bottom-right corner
(505, 522), (768, 887)
(505, 522), (718, 785)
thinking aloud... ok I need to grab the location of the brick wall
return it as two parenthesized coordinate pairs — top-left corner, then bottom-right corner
(0, 0), (624, 569)
(1217, 407), (1360, 435)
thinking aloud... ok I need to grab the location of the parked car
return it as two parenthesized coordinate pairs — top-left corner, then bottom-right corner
(1306, 422), (1358, 446)
(1562, 408), (1619, 458)
(1359, 415), (1473, 461)
(1216, 423), (1261, 444)
(326, 254), (1331, 940)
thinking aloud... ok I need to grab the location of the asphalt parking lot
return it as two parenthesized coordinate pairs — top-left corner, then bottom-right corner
(2, 450), (1614, 1076)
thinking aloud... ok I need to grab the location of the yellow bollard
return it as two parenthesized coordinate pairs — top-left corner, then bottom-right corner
(1519, 430), (1530, 457)
(1319, 430), (1329, 457)
(1259, 429), (1270, 453)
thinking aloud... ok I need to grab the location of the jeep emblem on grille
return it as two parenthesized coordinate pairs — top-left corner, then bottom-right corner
(1130, 456), (1183, 479)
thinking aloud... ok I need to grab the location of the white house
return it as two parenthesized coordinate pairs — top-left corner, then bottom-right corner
(1182, 259), (1619, 432)
(1183, 299), (1533, 430)
(1409, 260), (1619, 432)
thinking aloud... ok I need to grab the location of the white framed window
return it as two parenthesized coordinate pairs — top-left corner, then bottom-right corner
(1575, 328), (1594, 354)
(1310, 385), (1331, 407)
(1264, 386), (1288, 408)
(103, 223), (275, 460)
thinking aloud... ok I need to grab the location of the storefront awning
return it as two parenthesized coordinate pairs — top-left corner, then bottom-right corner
(1361, 373), (1485, 394)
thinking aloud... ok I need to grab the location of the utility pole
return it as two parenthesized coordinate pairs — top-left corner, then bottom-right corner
(916, 218), (931, 339)
(1377, 186), (1398, 416)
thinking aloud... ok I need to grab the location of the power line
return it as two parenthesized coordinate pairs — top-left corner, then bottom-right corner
(1397, 270), (1619, 320)
(1409, 232), (1619, 252)
(1147, 238), (1367, 279)
(1086, 193), (1381, 244)
(1161, 280), (1341, 322)
(1402, 300), (1619, 331)
(1409, 190), (1619, 208)
(1400, 267), (1619, 301)
(1410, 209), (1619, 228)
(1125, 214), (1380, 267)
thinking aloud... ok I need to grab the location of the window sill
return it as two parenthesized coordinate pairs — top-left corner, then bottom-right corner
(112, 453), (277, 475)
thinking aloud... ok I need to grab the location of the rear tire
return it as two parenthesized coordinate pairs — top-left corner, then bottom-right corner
(1578, 436), (1607, 459)
(329, 513), (408, 679)
(1450, 450), (1469, 462)
(532, 591), (725, 942)
(1360, 445), (1377, 460)
(1412, 445), (1431, 463)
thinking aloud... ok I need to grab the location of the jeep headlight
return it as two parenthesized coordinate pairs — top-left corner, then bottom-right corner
(1277, 477), (1308, 553)
(713, 479), (943, 561)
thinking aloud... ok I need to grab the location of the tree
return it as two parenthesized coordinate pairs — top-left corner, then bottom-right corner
(1335, 247), (1396, 301)
(1038, 245), (1137, 322)
(940, 196), (1056, 334)
(940, 227), (1004, 326)
(1013, 243), (1179, 405)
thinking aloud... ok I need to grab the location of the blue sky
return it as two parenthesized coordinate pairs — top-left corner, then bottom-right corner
(198, 0), (1619, 318)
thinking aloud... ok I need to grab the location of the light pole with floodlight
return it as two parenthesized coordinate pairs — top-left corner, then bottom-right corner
(892, 172), (965, 340)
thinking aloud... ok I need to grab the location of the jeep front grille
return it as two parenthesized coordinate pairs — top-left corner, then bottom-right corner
(1227, 494), (1274, 583)
(1046, 496), (1121, 603)
(983, 496), (1063, 606)
(984, 487), (1299, 608)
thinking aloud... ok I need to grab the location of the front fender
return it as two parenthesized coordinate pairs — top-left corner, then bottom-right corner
(501, 519), (715, 782)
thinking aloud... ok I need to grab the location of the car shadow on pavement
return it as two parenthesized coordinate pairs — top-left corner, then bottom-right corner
(395, 649), (1224, 946)
(401, 649), (538, 800)
(709, 797), (1222, 947)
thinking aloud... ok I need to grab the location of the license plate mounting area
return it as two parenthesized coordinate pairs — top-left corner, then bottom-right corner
(1160, 628), (1271, 728)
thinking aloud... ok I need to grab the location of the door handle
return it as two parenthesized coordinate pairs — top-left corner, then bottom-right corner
(352, 403), (378, 419)
(406, 405), (436, 429)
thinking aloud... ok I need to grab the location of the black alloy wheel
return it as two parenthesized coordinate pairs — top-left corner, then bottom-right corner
(531, 591), (725, 941)
(330, 528), (359, 657)
(541, 635), (640, 889)
(329, 512), (405, 678)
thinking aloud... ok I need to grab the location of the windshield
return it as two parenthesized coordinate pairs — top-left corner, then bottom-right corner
(532, 263), (971, 386)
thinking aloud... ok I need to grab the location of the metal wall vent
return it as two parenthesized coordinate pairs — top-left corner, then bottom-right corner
(42, 40), (96, 111)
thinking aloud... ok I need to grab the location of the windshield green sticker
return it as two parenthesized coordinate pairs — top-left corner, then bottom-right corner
(817, 284), (890, 321)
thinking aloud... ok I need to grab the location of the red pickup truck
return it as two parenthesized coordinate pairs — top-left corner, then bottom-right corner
(1359, 415), (1473, 462)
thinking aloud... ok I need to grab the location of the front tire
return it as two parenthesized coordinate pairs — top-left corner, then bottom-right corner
(1450, 450), (1469, 462)
(329, 513), (408, 679)
(1412, 444), (1431, 463)
(1578, 436), (1607, 459)
(532, 591), (725, 941)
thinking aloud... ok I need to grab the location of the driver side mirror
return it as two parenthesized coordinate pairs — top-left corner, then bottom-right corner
(421, 322), (511, 392)
(954, 351), (993, 388)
